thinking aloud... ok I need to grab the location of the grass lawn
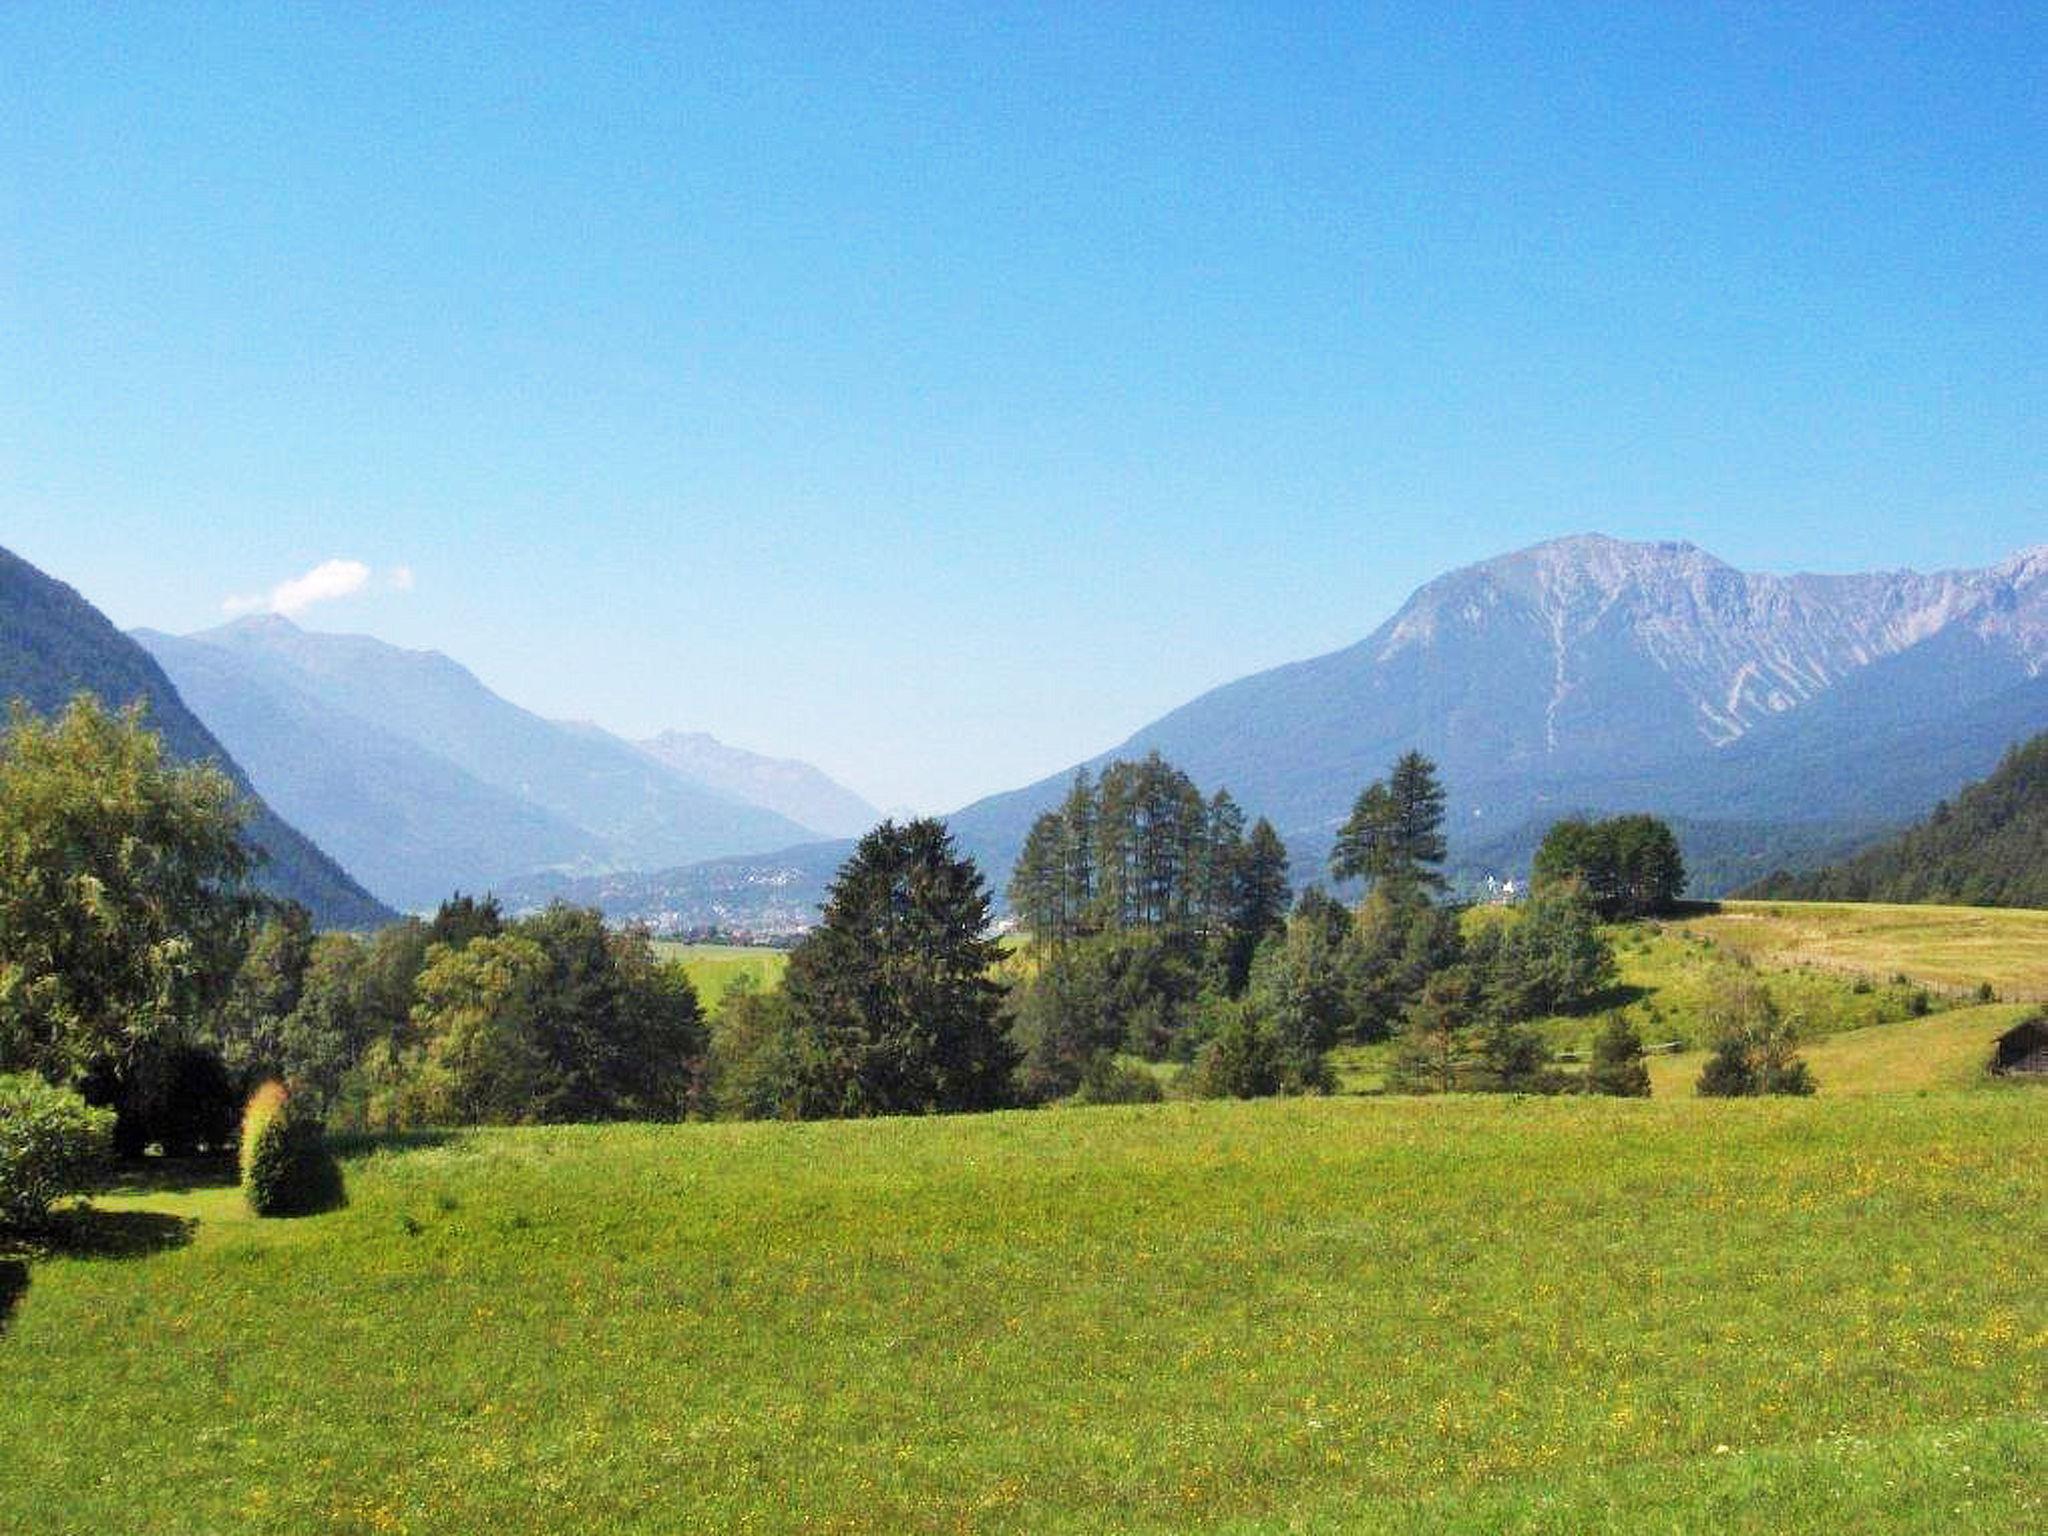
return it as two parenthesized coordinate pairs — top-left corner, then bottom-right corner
(652, 942), (791, 1006)
(5, 1084), (2043, 1534)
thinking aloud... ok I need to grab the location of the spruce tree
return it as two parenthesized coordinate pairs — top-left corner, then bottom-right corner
(784, 820), (1015, 1117)
(1331, 751), (1449, 894)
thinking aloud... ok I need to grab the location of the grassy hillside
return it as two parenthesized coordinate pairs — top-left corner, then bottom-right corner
(1685, 900), (2048, 1001)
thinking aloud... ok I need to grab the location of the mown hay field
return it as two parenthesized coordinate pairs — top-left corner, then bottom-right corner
(1682, 900), (2048, 1000)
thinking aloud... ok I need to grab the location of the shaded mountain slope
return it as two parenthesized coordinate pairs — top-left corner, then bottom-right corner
(0, 548), (390, 927)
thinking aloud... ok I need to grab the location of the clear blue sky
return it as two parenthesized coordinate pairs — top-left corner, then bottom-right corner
(4, 3), (2042, 811)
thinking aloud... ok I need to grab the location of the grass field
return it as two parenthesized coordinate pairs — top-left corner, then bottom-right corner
(1682, 901), (2048, 1001)
(6, 901), (2044, 1532)
(652, 942), (791, 1006)
(4, 1087), (2042, 1534)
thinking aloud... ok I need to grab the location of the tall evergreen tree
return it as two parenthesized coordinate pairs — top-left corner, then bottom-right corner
(784, 819), (1015, 1117)
(1220, 818), (1292, 994)
(1331, 751), (1449, 894)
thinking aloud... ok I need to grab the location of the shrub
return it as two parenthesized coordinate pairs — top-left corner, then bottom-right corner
(1584, 1014), (1652, 1098)
(1067, 1053), (1165, 1106)
(1189, 1012), (1282, 1099)
(0, 1074), (115, 1229)
(239, 1082), (345, 1217)
(1693, 978), (1816, 1098)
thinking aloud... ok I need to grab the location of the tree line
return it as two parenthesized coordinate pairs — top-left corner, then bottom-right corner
(2, 694), (1799, 1227)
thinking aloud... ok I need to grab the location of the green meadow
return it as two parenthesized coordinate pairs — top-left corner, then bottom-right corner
(651, 941), (791, 1004)
(4, 900), (2043, 1533)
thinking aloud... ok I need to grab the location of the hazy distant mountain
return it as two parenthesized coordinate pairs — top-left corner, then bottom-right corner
(944, 534), (2048, 879)
(135, 616), (820, 910)
(0, 547), (390, 928)
(136, 628), (596, 911)
(636, 730), (880, 838)
(559, 535), (2046, 928)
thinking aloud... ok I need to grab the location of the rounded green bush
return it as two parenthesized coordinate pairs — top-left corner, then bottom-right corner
(0, 1074), (115, 1230)
(239, 1082), (345, 1217)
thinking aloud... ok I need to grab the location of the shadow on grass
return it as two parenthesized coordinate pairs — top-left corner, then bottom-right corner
(1589, 983), (1653, 1013)
(0, 1206), (196, 1336)
(329, 1128), (463, 1163)
(98, 1154), (239, 1199)
(0, 1258), (25, 1335)
(47, 1206), (197, 1260)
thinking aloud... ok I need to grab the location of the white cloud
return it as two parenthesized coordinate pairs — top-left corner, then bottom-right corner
(223, 558), (392, 618)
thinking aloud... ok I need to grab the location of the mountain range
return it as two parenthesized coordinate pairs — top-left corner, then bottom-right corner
(524, 535), (2047, 928)
(133, 618), (875, 912)
(0, 547), (390, 928)
(11, 533), (2041, 932)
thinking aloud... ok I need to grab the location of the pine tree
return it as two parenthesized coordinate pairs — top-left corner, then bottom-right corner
(1585, 1013), (1652, 1097)
(1220, 818), (1292, 994)
(1331, 752), (1449, 894)
(784, 820), (1015, 1117)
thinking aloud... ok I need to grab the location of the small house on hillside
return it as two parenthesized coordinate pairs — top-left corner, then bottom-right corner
(1991, 1014), (2048, 1076)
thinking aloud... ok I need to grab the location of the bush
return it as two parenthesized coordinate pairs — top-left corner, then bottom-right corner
(1584, 1014), (1652, 1098)
(1189, 1012), (1282, 1099)
(1693, 979), (1816, 1098)
(0, 1074), (115, 1229)
(239, 1082), (345, 1217)
(1066, 1053), (1166, 1106)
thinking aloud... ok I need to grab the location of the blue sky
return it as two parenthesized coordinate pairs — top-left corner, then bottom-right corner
(3, 3), (2042, 811)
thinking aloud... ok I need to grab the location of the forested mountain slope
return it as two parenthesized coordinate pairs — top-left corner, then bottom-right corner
(1744, 733), (2048, 908)
(0, 548), (390, 927)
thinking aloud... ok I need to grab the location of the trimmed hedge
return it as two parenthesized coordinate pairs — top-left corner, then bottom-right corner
(0, 1074), (115, 1229)
(239, 1082), (344, 1217)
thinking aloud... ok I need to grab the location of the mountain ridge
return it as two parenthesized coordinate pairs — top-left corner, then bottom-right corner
(0, 547), (391, 928)
(135, 615), (840, 910)
(540, 534), (2045, 928)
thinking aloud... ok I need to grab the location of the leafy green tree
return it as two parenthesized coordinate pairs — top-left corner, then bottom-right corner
(1532, 815), (1686, 918)
(1348, 884), (1463, 1041)
(0, 1073), (115, 1229)
(1694, 977), (1815, 1097)
(704, 976), (813, 1120)
(1584, 1013), (1652, 1097)
(1242, 903), (1346, 1090)
(215, 902), (316, 1085)
(783, 820), (1015, 1117)
(1067, 1052), (1164, 1105)
(511, 906), (704, 1122)
(1331, 751), (1448, 894)
(1471, 1013), (1554, 1093)
(0, 697), (256, 1150)
(401, 934), (554, 1124)
(1385, 967), (1474, 1094)
(1006, 940), (1124, 1103)
(1467, 882), (1617, 1020)
(1189, 1006), (1283, 1098)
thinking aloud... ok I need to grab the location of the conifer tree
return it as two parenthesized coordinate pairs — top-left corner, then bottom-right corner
(784, 819), (1015, 1116)
(1331, 751), (1449, 894)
